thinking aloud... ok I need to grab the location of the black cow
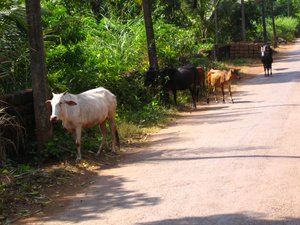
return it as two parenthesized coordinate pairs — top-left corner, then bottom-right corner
(261, 44), (273, 77)
(145, 66), (198, 108)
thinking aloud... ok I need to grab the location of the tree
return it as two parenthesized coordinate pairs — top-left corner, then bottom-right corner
(181, 0), (216, 41)
(241, 0), (246, 41)
(270, 0), (277, 47)
(142, 0), (159, 71)
(261, 0), (268, 43)
(25, 0), (52, 153)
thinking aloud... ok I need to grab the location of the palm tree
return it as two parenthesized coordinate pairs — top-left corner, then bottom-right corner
(25, 0), (52, 153)
(181, 0), (216, 40)
(0, 7), (30, 93)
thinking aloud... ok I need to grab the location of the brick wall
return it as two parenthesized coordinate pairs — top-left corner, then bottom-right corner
(203, 42), (263, 60)
(230, 42), (263, 59)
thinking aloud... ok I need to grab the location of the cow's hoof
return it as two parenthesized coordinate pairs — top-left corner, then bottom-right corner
(75, 158), (81, 163)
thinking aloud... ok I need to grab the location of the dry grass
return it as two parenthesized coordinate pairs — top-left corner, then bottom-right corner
(0, 107), (25, 164)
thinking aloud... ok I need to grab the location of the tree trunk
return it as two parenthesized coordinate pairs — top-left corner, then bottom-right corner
(241, 0), (246, 41)
(214, 0), (219, 61)
(270, 0), (277, 47)
(142, 0), (159, 71)
(261, 0), (268, 44)
(25, 0), (52, 153)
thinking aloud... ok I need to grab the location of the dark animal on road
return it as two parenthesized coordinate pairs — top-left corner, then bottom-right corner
(207, 69), (240, 104)
(196, 66), (206, 101)
(46, 87), (120, 162)
(261, 44), (273, 77)
(145, 66), (198, 108)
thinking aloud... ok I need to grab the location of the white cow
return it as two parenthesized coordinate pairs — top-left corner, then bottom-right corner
(46, 87), (120, 161)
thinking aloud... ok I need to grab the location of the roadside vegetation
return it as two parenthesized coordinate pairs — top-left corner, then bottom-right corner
(1, 0), (300, 223)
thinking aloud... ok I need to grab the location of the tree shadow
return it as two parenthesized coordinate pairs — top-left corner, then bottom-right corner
(240, 70), (300, 85)
(20, 174), (160, 223)
(122, 142), (300, 166)
(137, 214), (300, 225)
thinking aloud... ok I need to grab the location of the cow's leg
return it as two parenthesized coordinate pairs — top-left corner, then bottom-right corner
(74, 127), (82, 162)
(108, 117), (120, 152)
(221, 84), (225, 103)
(228, 84), (234, 103)
(173, 90), (177, 105)
(213, 86), (218, 103)
(189, 87), (197, 109)
(163, 89), (170, 108)
(196, 86), (200, 102)
(96, 123), (107, 156)
(206, 82), (210, 104)
(270, 65), (272, 76)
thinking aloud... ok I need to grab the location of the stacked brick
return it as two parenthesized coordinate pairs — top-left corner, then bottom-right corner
(230, 42), (262, 59)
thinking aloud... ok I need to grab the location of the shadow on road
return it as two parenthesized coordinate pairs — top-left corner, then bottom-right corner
(137, 214), (300, 225)
(22, 175), (160, 224)
(241, 70), (300, 86)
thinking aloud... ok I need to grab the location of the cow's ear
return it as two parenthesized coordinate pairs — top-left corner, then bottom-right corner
(65, 100), (77, 106)
(45, 100), (51, 105)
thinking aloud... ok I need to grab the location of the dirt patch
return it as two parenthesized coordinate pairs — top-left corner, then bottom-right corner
(0, 152), (125, 224)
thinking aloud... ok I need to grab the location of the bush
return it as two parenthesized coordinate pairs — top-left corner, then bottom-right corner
(256, 17), (299, 43)
(273, 17), (299, 42)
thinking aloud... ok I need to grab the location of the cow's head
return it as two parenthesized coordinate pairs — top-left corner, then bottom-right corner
(46, 92), (77, 123)
(230, 69), (241, 80)
(261, 44), (270, 57)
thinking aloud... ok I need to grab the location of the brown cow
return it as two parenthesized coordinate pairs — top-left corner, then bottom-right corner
(206, 69), (240, 104)
(196, 66), (206, 101)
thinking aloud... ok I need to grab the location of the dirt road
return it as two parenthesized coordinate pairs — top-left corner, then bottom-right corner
(22, 40), (300, 225)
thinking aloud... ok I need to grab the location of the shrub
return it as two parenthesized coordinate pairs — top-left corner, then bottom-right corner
(273, 17), (299, 42)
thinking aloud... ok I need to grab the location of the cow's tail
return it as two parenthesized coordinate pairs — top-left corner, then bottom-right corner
(115, 128), (120, 150)
(206, 71), (212, 104)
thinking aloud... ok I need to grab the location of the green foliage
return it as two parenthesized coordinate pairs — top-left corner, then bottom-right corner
(255, 17), (299, 43)
(0, 7), (30, 94)
(155, 20), (197, 67)
(41, 125), (75, 161)
(273, 17), (299, 42)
